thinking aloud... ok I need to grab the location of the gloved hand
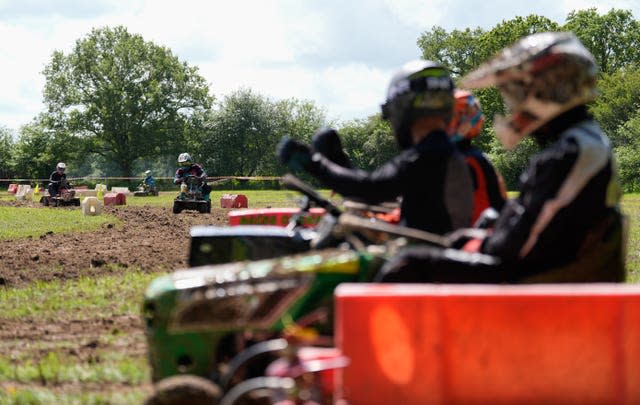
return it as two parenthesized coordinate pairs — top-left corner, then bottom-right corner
(277, 136), (312, 172)
(311, 128), (353, 169)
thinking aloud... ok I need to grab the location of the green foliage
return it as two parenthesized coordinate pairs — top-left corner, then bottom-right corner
(489, 136), (540, 190)
(338, 114), (397, 170)
(590, 64), (640, 142)
(0, 127), (14, 178)
(418, 15), (559, 79)
(196, 89), (326, 177)
(565, 8), (640, 75)
(417, 26), (485, 77)
(613, 115), (640, 192)
(417, 9), (640, 191)
(11, 116), (83, 180)
(42, 26), (213, 176)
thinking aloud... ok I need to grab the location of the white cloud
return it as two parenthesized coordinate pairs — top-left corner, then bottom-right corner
(0, 0), (638, 132)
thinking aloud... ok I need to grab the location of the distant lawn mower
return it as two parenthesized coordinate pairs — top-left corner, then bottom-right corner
(173, 175), (211, 214)
(41, 179), (80, 207)
(134, 183), (159, 197)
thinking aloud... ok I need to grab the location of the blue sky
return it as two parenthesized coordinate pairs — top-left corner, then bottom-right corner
(0, 0), (638, 132)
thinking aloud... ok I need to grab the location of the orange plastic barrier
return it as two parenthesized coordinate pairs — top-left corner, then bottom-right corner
(335, 283), (640, 404)
(7, 183), (18, 194)
(103, 192), (126, 206)
(228, 207), (325, 227)
(220, 194), (248, 208)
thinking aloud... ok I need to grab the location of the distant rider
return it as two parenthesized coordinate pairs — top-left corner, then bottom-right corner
(142, 170), (157, 192)
(173, 153), (211, 200)
(448, 90), (507, 224)
(278, 60), (473, 235)
(48, 162), (68, 197)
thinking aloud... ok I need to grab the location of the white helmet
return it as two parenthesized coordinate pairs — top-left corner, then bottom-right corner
(461, 32), (597, 150)
(144, 170), (152, 176)
(177, 153), (192, 166)
(56, 162), (66, 171)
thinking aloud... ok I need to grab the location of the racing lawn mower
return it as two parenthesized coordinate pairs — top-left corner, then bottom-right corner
(133, 183), (159, 197)
(143, 175), (451, 404)
(173, 175), (211, 214)
(41, 179), (80, 207)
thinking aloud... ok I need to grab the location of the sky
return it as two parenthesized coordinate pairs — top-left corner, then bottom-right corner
(0, 0), (638, 133)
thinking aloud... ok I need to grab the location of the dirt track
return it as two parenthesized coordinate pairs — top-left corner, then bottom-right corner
(0, 200), (231, 400)
(0, 201), (228, 287)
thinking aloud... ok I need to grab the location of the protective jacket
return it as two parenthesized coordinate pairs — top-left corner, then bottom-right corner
(309, 130), (473, 235)
(174, 164), (206, 184)
(48, 170), (67, 196)
(458, 145), (506, 224)
(378, 106), (625, 283)
(482, 106), (621, 270)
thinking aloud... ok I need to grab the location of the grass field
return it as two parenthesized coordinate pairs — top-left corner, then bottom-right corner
(0, 190), (638, 404)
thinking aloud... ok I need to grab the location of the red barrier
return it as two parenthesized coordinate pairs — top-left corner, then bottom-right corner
(220, 194), (248, 208)
(228, 207), (326, 227)
(103, 192), (126, 206)
(7, 183), (18, 194)
(335, 283), (640, 404)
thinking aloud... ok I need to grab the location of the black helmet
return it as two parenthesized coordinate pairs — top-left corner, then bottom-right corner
(381, 60), (455, 149)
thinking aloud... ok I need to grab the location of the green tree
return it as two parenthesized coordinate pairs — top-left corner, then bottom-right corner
(0, 126), (15, 179)
(42, 26), (213, 176)
(589, 64), (640, 145)
(12, 116), (81, 180)
(417, 26), (485, 77)
(338, 114), (396, 171)
(196, 89), (326, 177)
(614, 115), (640, 192)
(564, 8), (640, 75)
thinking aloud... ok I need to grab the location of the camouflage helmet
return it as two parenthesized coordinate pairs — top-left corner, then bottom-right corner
(461, 32), (597, 149)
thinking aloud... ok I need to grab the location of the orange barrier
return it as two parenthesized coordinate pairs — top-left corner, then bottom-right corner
(220, 193), (248, 208)
(335, 283), (640, 404)
(103, 192), (126, 206)
(228, 207), (325, 227)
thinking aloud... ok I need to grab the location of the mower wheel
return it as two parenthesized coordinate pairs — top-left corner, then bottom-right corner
(42, 197), (49, 207)
(207, 200), (211, 213)
(198, 203), (208, 214)
(172, 202), (182, 214)
(144, 375), (222, 405)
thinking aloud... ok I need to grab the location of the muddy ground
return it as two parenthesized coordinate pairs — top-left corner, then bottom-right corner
(0, 200), (231, 400)
(0, 201), (228, 287)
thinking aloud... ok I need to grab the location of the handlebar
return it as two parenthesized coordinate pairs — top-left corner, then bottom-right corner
(280, 174), (341, 217)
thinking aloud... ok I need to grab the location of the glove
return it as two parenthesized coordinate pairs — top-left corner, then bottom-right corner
(277, 136), (312, 172)
(311, 128), (353, 169)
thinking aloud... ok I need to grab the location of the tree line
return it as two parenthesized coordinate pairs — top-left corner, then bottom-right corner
(1, 8), (639, 191)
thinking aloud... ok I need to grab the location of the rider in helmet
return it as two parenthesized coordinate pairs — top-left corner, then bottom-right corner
(173, 153), (211, 200)
(278, 60), (473, 234)
(142, 170), (157, 193)
(48, 162), (67, 197)
(448, 90), (507, 224)
(377, 32), (625, 283)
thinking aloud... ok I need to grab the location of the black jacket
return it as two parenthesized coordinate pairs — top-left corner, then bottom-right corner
(483, 106), (621, 270)
(309, 130), (473, 234)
